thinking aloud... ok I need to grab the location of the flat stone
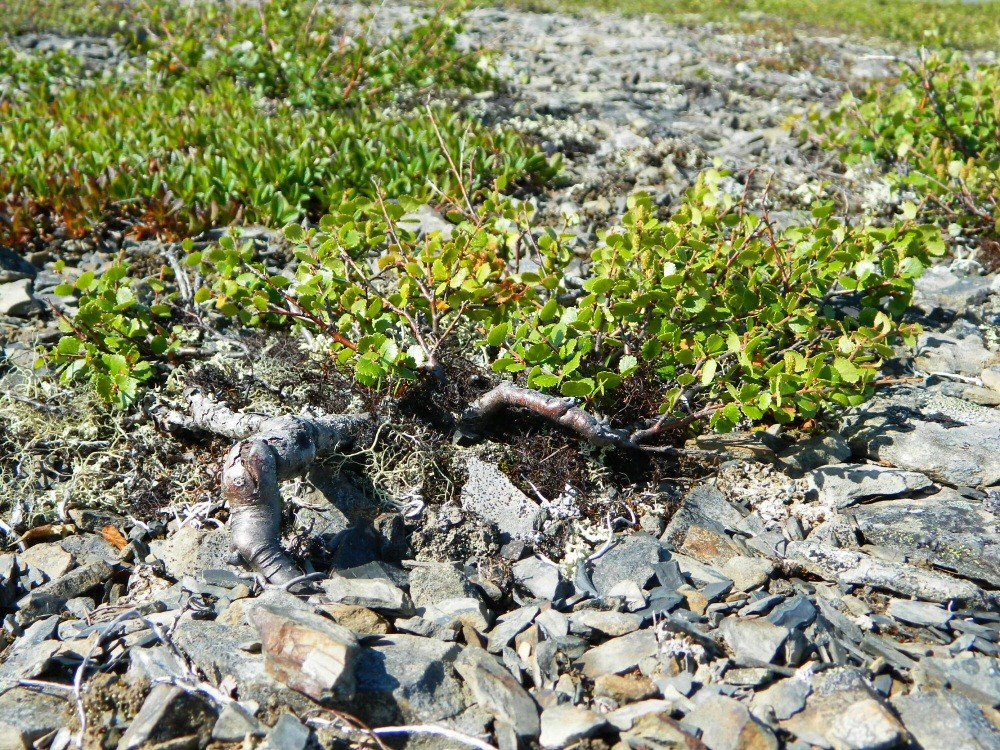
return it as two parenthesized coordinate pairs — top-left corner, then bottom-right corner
(539, 704), (607, 749)
(261, 713), (310, 750)
(117, 683), (216, 750)
(128, 645), (188, 683)
(211, 702), (264, 742)
(353, 635), (466, 724)
(249, 603), (359, 701)
(408, 564), (479, 610)
(685, 694), (778, 750)
(604, 699), (678, 731)
(512, 557), (566, 600)
(17, 544), (75, 580)
(15, 560), (112, 626)
(148, 527), (233, 581)
(914, 330), (999, 377)
(778, 432), (852, 473)
(59, 533), (119, 568)
(320, 574), (413, 615)
(845, 490), (1000, 587)
(0, 247), (37, 283)
(807, 465), (933, 510)
(621, 712), (707, 749)
(315, 603), (390, 635)
(421, 597), (493, 632)
(535, 609), (569, 639)
(662, 484), (746, 552)
(487, 606), (538, 654)
(594, 673), (659, 704)
(455, 647), (540, 738)
(786, 542), (985, 605)
(590, 532), (667, 596)
(764, 597), (816, 631)
(722, 556), (774, 592)
(917, 656), (1000, 708)
(781, 668), (905, 750)
(842, 391), (1000, 487)
(671, 553), (731, 587)
(574, 629), (658, 679)
(751, 679), (811, 721)
(0, 688), (68, 748)
(0, 280), (37, 317)
(0, 617), (60, 693)
(892, 689), (1000, 750)
(570, 610), (643, 637)
(887, 599), (953, 628)
(720, 616), (789, 665)
(461, 457), (542, 542)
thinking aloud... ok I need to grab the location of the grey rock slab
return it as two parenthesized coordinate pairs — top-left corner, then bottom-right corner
(765, 596), (817, 630)
(0, 556), (18, 609)
(917, 656), (1000, 708)
(671, 553), (731, 587)
(539, 704), (608, 749)
(781, 668), (905, 750)
(786, 541), (985, 605)
(59, 533), (119, 568)
(420, 597), (492, 632)
(211, 702), (263, 742)
(455, 647), (540, 738)
(590, 532), (667, 596)
(15, 560), (111, 626)
(807, 465), (933, 510)
(0, 280), (37, 317)
(261, 713), (310, 750)
(751, 678), (811, 722)
(117, 683), (217, 750)
(487, 606), (538, 654)
(574, 629), (659, 679)
(320, 573), (413, 615)
(248, 603), (359, 701)
(915, 330), (999, 377)
(621, 712), (707, 750)
(570, 609), (643, 637)
(720, 616), (789, 665)
(512, 556), (566, 601)
(721, 556), (773, 592)
(846, 489), (1000, 587)
(912, 265), (999, 315)
(887, 599), (953, 628)
(535, 608), (569, 639)
(841, 391), (1000, 487)
(604, 699), (677, 731)
(408, 564), (479, 610)
(148, 526), (233, 581)
(685, 694), (778, 750)
(128, 645), (189, 683)
(397, 204), (454, 240)
(0, 688), (68, 748)
(353, 635), (466, 724)
(17, 544), (75, 580)
(777, 431), (852, 473)
(0, 616), (59, 693)
(893, 689), (1000, 750)
(461, 456), (542, 542)
(661, 483), (746, 552)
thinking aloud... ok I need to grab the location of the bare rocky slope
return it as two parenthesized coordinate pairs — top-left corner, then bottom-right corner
(1, 4), (1000, 750)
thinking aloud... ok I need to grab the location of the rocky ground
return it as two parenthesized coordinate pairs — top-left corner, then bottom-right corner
(2, 4), (1000, 750)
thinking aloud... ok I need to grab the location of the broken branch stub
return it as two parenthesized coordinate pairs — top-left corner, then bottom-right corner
(186, 389), (371, 584)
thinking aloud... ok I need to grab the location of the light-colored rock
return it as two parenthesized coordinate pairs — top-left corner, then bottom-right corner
(461, 457), (542, 542)
(893, 689), (1000, 750)
(0, 688), (69, 750)
(248, 603), (359, 701)
(916, 656), (1000, 708)
(594, 673), (659, 704)
(487, 606), (538, 654)
(574, 629), (659, 679)
(685, 694), (778, 750)
(571, 609), (643, 637)
(408, 564), (479, 610)
(806, 465), (933, 509)
(720, 617), (789, 665)
(148, 526), (233, 581)
(455, 648), (540, 738)
(539, 704), (607, 749)
(751, 679), (811, 721)
(722, 556), (774, 592)
(320, 573), (413, 614)
(0, 280), (37, 317)
(887, 599), (952, 628)
(17, 544), (74, 580)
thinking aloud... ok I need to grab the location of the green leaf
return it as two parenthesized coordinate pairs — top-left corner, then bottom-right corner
(618, 355), (638, 375)
(560, 379), (594, 398)
(701, 358), (717, 386)
(56, 337), (81, 356)
(834, 357), (860, 384)
(486, 322), (510, 347)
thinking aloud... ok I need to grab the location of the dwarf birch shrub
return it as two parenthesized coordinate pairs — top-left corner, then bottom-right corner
(815, 53), (1000, 243)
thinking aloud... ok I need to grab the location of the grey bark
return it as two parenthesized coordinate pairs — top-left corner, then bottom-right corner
(185, 389), (371, 584)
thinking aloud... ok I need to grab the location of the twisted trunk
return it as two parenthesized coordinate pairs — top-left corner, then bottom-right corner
(185, 389), (371, 584)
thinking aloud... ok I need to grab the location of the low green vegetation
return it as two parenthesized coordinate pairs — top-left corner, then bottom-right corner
(1, 0), (553, 245)
(814, 53), (999, 248)
(7, 0), (986, 439)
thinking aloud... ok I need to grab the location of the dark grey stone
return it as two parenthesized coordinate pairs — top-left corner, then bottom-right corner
(590, 533), (667, 596)
(766, 596), (817, 630)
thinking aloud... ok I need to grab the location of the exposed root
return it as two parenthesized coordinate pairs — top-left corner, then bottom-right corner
(184, 388), (372, 584)
(459, 381), (719, 454)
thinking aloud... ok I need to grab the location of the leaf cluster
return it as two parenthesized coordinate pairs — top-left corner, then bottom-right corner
(814, 53), (1000, 242)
